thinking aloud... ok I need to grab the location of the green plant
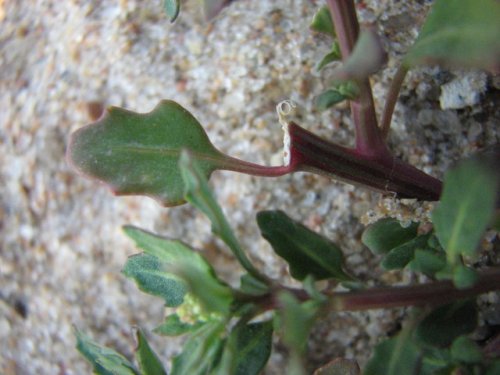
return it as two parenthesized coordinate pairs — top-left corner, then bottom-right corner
(67, 0), (500, 374)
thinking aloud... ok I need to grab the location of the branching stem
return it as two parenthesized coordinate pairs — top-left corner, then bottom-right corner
(380, 65), (409, 139)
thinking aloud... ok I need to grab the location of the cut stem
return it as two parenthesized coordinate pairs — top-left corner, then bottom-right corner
(288, 122), (442, 200)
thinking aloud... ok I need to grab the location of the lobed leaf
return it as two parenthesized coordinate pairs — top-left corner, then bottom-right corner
(124, 225), (233, 314)
(404, 0), (500, 71)
(135, 328), (167, 375)
(68, 100), (226, 206)
(75, 328), (139, 375)
(432, 157), (499, 266)
(257, 210), (353, 281)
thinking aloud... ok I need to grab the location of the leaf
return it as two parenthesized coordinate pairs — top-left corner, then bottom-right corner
(414, 300), (477, 347)
(171, 321), (225, 375)
(277, 292), (321, 354)
(452, 265), (478, 290)
(179, 151), (266, 281)
(381, 233), (431, 270)
(362, 218), (419, 255)
(68, 100), (226, 206)
(122, 253), (187, 307)
(257, 210), (353, 281)
(171, 259), (233, 315)
(239, 273), (270, 296)
(315, 90), (349, 111)
(164, 0), (180, 22)
(310, 6), (336, 37)
(75, 328), (139, 375)
(404, 0), (500, 71)
(316, 43), (341, 71)
(432, 157), (499, 265)
(450, 336), (483, 364)
(409, 248), (446, 276)
(226, 321), (273, 375)
(315, 81), (358, 111)
(123, 226), (233, 314)
(135, 328), (167, 375)
(329, 29), (387, 81)
(154, 314), (203, 336)
(364, 331), (421, 375)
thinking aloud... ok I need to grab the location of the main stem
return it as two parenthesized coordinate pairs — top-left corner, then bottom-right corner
(326, 0), (386, 155)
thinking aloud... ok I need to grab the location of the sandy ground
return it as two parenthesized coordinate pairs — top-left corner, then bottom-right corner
(1, 1), (498, 374)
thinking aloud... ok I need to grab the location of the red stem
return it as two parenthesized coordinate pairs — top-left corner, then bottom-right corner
(288, 122), (442, 200)
(328, 268), (500, 311)
(326, 0), (386, 155)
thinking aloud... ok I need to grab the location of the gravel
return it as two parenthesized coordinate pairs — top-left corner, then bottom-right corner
(1, 0), (498, 374)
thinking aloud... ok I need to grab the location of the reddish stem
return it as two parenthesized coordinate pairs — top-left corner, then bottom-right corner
(288, 122), (442, 200)
(328, 268), (500, 311)
(326, 0), (385, 155)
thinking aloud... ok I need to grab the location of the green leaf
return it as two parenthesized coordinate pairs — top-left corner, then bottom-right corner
(257, 210), (353, 281)
(171, 321), (225, 375)
(414, 300), (477, 347)
(277, 292), (321, 354)
(310, 6), (335, 37)
(362, 218), (419, 255)
(316, 43), (341, 71)
(164, 0), (180, 22)
(75, 328), (139, 375)
(450, 336), (483, 364)
(135, 329), (167, 375)
(68, 100), (226, 207)
(382, 233), (431, 270)
(364, 335), (421, 375)
(122, 253), (187, 307)
(315, 89), (349, 111)
(227, 321), (273, 375)
(404, 0), (500, 71)
(154, 314), (203, 336)
(123, 226), (233, 314)
(409, 248), (446, 276)
(330, 29), (386, 81)
(239, 273), (270, 296)
(179, 151), (266, 282)
(452, 265), (478, 289)
(432, 158), (499, 266)
(170, 259), (233, 315)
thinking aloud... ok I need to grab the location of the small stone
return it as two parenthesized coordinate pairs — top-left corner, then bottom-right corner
(439, 71), (487, 110)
